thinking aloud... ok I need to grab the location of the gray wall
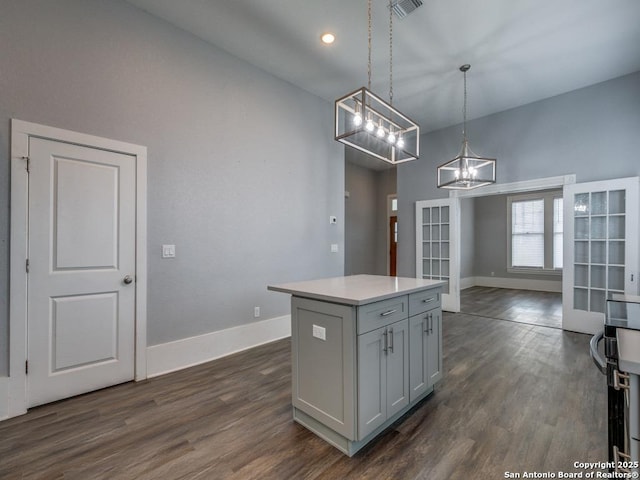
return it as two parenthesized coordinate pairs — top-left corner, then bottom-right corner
(375, 168), (397, 275)
(398, 71), (640, 277)
(344, 155), (397, 276)
(459, 198), (475, 280)
(345, 160), (378, 275)
(0, 0), (345, 374)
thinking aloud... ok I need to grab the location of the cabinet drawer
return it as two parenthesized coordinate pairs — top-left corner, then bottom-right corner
(408, 289), (441, 316)
(357, 296), (408, 335)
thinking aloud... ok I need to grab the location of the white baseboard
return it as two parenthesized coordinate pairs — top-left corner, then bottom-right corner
(146, 315), (291, 378)
(460, 277), (476, 290)
(463, 276), (562, 293)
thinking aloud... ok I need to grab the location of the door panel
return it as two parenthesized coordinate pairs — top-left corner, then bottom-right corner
(54, 158), (118, 269)
(563, 178), (639, 334)
(409, 313), (428, 402)
(427, 309), (443, 386)
(357, 327), (386, 440)
(52, 293), (118, 371)
(27, 137), (136, 408)
(385, 319), (409, 418)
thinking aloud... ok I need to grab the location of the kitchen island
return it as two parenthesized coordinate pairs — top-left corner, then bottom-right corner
(268, 274), (445, 456)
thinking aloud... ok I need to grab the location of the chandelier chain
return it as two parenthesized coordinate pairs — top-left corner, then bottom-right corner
(462, 68), (468, 141)
(367, 0), (372, 91)
(389, 0), (393, 105)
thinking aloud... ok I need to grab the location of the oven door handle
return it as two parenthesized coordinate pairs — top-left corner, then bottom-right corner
(590, 330), (607, 375)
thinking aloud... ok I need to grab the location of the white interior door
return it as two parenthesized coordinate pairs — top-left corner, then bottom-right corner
(416, 199), (460, 312)
(27, 137), (137, 407)
(563, 177), (639, 334)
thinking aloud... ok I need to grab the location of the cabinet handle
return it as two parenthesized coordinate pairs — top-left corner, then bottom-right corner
(430, 314), (434, 334)
(388, 327), (394, 353)
(424, 314), (430, 334)
(383, 329), (388, 353)
(422, 298), (435, 304)
(380, 309), (397, 317)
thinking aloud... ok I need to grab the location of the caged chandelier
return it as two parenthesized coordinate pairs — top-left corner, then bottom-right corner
(334, 0), (419, 165)
(437, 64), (496, 189)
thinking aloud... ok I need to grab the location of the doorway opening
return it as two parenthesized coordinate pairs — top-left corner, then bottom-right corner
(388, 195), (398, 276)
(458, 189), (563, 329)
(416, 175), (576, 324)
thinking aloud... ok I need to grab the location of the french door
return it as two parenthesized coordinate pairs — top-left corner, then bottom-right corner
(415, 199), (460, 312)
(562, 177), (639, 334)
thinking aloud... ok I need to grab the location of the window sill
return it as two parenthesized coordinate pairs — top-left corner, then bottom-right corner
(507, 267), (562, 276)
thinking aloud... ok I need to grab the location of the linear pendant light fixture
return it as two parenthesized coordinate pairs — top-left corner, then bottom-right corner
(335, 0), (419, 165)
(437, 64), (496, 189)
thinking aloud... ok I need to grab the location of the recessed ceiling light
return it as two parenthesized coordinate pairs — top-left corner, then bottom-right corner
(320, 32), (335, 45)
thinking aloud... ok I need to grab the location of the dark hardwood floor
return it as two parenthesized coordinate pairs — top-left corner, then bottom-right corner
(461, 286), (563, 329)
(0, 312), (605, 479)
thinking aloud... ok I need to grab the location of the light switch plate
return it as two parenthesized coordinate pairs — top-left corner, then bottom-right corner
(312, 324), (326, 341)
(162, 244), (176, 258)
(331, 244), (339, 253)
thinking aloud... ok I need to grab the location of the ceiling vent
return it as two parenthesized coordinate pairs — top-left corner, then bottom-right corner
(391, 0), (423, 19)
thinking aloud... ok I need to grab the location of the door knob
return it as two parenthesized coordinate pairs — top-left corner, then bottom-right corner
(123, 275), (134, 285)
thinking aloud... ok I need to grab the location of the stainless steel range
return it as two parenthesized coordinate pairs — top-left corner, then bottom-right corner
(591, 294), (640, 476)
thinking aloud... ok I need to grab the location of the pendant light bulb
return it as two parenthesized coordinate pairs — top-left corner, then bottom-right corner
(365, 117), (375, 132)
(396, 134), (404, 149)
(387, 129), (396, 144)
(376, 122), (385, 138)
(353, 111), (363, 127)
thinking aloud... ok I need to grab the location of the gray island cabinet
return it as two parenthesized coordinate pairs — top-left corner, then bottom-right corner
(268, 274), (444, 456)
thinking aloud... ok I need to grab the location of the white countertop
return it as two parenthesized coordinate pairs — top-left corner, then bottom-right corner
(267, 274), (445, 306)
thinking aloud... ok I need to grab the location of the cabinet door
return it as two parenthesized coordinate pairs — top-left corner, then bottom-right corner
(357, 327), (387, 440)
(409, 313), (429, 402)
(291, 297), (356, 440)
(386, 319), (410, 418)
(427, 309), (443, 386)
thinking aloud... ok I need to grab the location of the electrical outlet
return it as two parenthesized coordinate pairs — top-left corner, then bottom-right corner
(331, 244), (339, 253)
(254, 306), (260, 318)
(312, 324), (326, 341)
(329, 216), (337, 224)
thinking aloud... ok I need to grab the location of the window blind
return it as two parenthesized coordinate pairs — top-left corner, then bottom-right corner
(553, 198), (564, 268)
(511, 199), (544, 267)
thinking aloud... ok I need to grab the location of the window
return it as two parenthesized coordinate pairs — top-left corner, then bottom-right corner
(507, 192), (563, 273)
(511, 199), (545, 267)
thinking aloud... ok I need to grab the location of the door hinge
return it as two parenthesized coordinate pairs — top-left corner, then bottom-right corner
(26, 259), (30, 273)
(25, 360), (29, 375)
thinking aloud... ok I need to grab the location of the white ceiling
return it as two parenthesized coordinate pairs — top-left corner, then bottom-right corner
(126, 0), (640, 135)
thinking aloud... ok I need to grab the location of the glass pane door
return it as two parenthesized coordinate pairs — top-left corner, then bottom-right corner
(416, 199), (459, 312)
(563, 178), (639, 334)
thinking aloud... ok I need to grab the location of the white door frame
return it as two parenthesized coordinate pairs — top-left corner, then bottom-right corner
(443, 174), (576, 319)
(6, 119), (147, 419)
